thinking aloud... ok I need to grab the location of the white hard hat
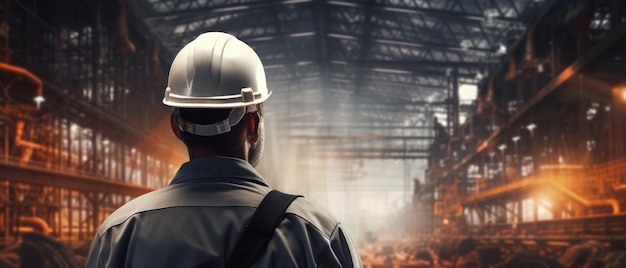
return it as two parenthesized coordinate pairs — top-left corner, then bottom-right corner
(163, 32), (271, 136)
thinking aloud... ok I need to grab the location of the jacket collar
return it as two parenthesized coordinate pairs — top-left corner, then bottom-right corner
(169, 156), (269, 187)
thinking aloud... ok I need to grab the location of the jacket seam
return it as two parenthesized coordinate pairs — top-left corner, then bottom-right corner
(96, 205), (261, 239)
(285, 212), (336, 240)
(98, 239), (106, 268)
(314, 222), (340, 267)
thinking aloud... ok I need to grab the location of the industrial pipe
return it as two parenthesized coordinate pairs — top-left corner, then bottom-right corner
(14, 120), (79, 164)
(116, 0), (136, 54)
(613, 184), (626, 191)
(463, 178), (621, 214)
(18, 216), (51, 235)
(0, 62), (43, 98)
(546, 181), (620, 214)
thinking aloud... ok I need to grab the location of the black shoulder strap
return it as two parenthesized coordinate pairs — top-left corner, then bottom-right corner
(225, 190), (300, 268)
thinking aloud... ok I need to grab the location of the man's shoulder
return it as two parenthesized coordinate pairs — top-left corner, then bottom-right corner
(284, 197), (340, 238)
(96, 183), (266, 230)
(95, 187), (173, 237)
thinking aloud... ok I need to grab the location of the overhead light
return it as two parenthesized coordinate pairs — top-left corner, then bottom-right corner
(483, 9), (499, 26)
(328, 33), (357, 40)
(498, 144), (507, 151)
(484, 9), (499, 18)
(372, 68), (411, 74)
(295, 61), (313, 66)
(495, 43), (507, 55)
(288, 32), (314, 38)
(213, 5), (249, 12)
(34, 95), (45, 110)
(446, 68), (453, 76)
(460, 39), (472, 50)
(248, 36), (274, 42)
(512, 136), (520, 143)
(613, 86), (626, 101)
(475, 72), (484, 80)
(527, 123), (537, 137)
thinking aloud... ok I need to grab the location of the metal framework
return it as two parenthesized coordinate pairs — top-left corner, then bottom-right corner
(0, 0), (182, 240)
(424, 0), (626, 241)
(127, 0), (540, 166)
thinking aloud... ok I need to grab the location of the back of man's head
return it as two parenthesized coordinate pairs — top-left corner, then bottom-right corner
(161, 32), (270, 164)
(176, 106), (262, 154)
(177, 108), (241, 154)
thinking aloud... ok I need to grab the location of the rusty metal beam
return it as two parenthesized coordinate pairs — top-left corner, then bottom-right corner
(463, 177), (620, 214)
(0, 159), (154, 197)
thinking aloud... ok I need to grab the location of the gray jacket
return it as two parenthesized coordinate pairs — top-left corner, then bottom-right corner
(85, 156), (362, 267)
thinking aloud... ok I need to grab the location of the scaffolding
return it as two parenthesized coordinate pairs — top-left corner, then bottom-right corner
(424, 0), (626, 241)
(0, 0), (182, 241)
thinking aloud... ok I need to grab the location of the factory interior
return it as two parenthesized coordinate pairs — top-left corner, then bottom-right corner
(1, 0), (626, 267)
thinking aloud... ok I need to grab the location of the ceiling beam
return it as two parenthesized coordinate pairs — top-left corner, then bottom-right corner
(354, 59), (498, 69)
(265, 66), (473, 86)
(314, 153), (429, 159)
(262, 57), (497, 69)
(232, 23), (480, 58)
(142, 0), (312, 19)
(286, 134), (435, 140)
(328, 0), (522, 23)
(328, 32), (494, 53)
(328, 60), (479, 79)
(287, 124), (434, 130)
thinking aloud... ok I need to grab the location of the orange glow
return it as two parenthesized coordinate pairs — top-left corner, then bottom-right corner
(613, 86), (626, 101)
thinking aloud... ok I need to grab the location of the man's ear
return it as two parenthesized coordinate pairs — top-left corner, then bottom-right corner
(245, 112), (261, 144)
(170, 113), (183, 141)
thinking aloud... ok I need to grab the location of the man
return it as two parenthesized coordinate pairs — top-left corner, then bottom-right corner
(85, 32), (362, 267)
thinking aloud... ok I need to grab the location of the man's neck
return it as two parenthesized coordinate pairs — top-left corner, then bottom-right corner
(188, 148), (246, 162)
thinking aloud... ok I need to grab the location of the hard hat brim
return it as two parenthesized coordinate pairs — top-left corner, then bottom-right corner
(163, 88), (272, 108)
